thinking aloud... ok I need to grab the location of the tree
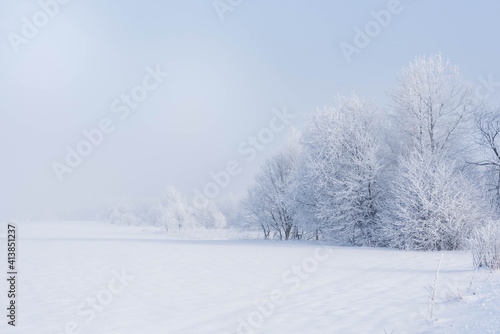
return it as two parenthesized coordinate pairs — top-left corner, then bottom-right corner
(108, 205), (140, 226)
(384, 54), (487, 250)
(218, 195), (245, 228)
(296, 95), (384, 245)
(243, 144), (299, 240)
(108, 206), (125, 225)
(388, 148), (487, 250)
(106, 187), (229, 231)
(193, 201), (227, 229)
(160, 186), (196, 231)
(472, 105), (500, 213)
(389, 53), (475, 159)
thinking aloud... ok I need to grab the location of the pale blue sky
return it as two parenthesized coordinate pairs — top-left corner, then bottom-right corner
(1, 0), (499, 220)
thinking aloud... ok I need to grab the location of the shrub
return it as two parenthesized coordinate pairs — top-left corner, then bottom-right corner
(468, 221), (500, 270)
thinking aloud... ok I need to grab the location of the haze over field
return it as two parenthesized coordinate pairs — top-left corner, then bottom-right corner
(1, 0), (500, 221)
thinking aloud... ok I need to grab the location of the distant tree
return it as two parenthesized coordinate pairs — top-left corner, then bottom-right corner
(193, 201), (227, 229)
(160, 186), (196, 231)
(107, 187), (230, 232)
(218, 195), (245, 228)
(243, 144), (299, 240)
(138, 201), (164, 227)
(108, 206), (124, 225)
(108, 205), (139, 226)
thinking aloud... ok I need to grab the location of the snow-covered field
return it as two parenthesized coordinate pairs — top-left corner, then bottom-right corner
(0, 221), (498, 334)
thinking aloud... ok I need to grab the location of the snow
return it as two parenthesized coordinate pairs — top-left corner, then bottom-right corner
(0, 221), (497, 334)
(430, 270), (500, 333)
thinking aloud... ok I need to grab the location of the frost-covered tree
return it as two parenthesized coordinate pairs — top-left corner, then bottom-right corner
(384, 54), (488, 250)
(472, 105), (500, 213)
(389, 53), (475, 159)
(296, 95), (384, 245)
(138, 202), (164, 227)
(193, 201), (227, 229)
(108, 206), (125, 225)
(218, 195), (245, 228)
(243, 143), (300, 240)
(160, 186), (196, 231)
(106, 187), (229, 231)
(108, 205), (140, 226)
(388, 148), (487, 250)
(380, 54), (479, 248)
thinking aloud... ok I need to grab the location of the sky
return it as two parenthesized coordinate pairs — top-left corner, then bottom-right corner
(1, 0), (500, 221)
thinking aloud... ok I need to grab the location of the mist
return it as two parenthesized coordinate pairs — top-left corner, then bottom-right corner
(1, 0), (499, 221)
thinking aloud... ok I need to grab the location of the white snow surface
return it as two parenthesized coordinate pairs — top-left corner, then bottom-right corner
(0, 221), (498, 334)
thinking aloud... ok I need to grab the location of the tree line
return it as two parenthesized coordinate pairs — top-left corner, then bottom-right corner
(243, 54), (500, 264)
(108, 54), (500, 269)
